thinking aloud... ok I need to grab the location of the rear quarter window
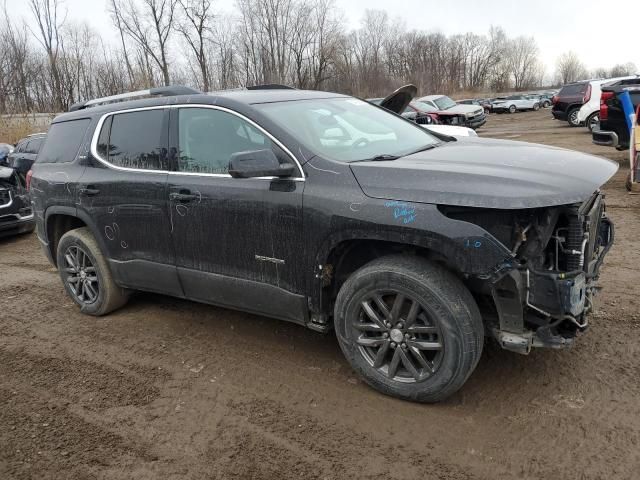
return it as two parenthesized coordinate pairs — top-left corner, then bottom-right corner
(97, 109), (168, 170)
(38, 119), (91, 163)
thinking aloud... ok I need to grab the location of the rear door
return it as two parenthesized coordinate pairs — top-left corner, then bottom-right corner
(76, 108), (181, 296)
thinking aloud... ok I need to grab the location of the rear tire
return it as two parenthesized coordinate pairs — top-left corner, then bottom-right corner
(509, 105), (517, 114)
(533, 103), (540, 111)
(334, 255), (483, 403)
(586, 112), (599, 132)
(567, 108), (580, 127)
(56, 227), (130, 316)
(543, 100), (551, 108)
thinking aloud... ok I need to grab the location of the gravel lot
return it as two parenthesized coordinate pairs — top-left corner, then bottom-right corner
(1, 109), (638, 480)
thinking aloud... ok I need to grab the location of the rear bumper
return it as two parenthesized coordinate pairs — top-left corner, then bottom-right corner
(592, 129), (619, 148)
(552, 110), (567, 120)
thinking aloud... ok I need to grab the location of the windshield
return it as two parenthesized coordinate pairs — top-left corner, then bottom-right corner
(411, 101), (438, 113)
(256, 98), (439, 162)
(434, 96), (457, 110)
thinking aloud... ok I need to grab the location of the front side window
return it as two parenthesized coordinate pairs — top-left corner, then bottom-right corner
(98, 109), (168, 170)
(38, 119), (90, 163)
(177, 107), (290, 174)
(256, 97), (439, 163)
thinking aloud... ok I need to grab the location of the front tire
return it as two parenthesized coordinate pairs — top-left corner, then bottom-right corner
(334, 256), (483, 403)
(56, 227), (130, 316)
(509, 105), (517, 114)
(533, 103), (540, 111)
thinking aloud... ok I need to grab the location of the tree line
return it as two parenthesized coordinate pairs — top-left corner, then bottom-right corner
(0, 0), (635, 114)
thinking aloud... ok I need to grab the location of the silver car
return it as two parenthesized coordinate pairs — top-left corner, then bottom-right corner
(492, 95), (541, 113)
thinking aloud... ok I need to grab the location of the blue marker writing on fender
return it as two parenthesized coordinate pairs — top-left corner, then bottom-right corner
(465, 239), (483, 248)
(385, 201), (416, 225)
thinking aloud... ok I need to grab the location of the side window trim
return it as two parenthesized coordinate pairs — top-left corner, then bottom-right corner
(92, 104), (304, 179)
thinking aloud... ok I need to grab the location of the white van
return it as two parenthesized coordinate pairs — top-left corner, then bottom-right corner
(578, 76), (639, 131)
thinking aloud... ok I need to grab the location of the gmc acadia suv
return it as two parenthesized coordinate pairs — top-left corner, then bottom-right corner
(29, 85), (616, 402)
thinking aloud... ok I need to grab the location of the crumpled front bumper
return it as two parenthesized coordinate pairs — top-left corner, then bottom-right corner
(490, 198), (614, 354)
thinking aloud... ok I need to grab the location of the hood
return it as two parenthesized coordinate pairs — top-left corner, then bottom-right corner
(422, 125), (477, 137)
(379, 85), (418, 114)
(350, 137), (618, 209)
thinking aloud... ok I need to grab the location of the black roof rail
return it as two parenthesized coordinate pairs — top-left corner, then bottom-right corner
(69, 85), (202, 112)
(247, 84), (296, 90)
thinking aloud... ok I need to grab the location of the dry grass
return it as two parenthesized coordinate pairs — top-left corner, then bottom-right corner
(0, 115), (51, 145)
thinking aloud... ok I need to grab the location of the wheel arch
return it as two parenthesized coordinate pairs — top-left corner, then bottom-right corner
(313, 233), (469, 318)
(44, 207), (106, 267)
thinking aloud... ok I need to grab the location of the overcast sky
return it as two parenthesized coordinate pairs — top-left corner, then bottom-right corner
(7, 0), (640, 78)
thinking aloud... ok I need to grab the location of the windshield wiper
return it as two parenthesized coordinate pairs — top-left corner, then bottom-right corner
(351, 154), (400, 163)
(405, 144), (438, 156)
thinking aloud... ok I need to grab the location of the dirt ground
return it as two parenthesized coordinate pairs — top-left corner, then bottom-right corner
(1, 109), (639, 480)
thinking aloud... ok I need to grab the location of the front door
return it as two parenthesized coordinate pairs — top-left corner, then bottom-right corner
(77, 108), (181, 296)
(167, 106), (307, 322)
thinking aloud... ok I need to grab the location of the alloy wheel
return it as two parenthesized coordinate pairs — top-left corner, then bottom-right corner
(63, 245), (99, 304)
(353, 291), (444, 383)
(569, 110), (579, 126)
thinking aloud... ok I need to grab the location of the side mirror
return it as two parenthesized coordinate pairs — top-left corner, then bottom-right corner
(228, 149), (295, 179)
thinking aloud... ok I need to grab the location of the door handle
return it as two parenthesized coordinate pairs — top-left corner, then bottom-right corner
(79, 186), (100, 196)
(169, 192), (197, 202)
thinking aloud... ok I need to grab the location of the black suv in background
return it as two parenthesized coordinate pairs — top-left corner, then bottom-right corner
(552, 81), (589, 126)
(0, 166), (34, 238)
(8, 133), (47, 177)
(29, 85), (616, 403)
(593, 84), (640, 150)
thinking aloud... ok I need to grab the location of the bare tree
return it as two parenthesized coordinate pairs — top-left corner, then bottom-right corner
(28, 0), (65, 110)
(110, 0), (178, 86)
(177, 0), (213, 91)
(609, 62), (637, 77)
(556, 51), (586, 84)
(506, 36), (539, 90)
(108, 0), (135, 87)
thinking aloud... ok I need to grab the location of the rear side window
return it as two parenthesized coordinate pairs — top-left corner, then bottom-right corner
(98, 109), (168, 170)
(38, 119), (90, 163)
(559, 84), (587, 96)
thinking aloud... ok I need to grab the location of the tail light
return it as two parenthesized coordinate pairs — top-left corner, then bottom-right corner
(583, 84), (592, 103)
(552, 95), (558, 105)
(26, 169), (33, 191)
(600, 91), (615, 122)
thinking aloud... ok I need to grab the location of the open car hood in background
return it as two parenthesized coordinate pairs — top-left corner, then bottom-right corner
(379, 85), (417, 114)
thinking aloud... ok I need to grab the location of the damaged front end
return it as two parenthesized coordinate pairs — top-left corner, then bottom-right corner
(447, 193), (614, 354)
